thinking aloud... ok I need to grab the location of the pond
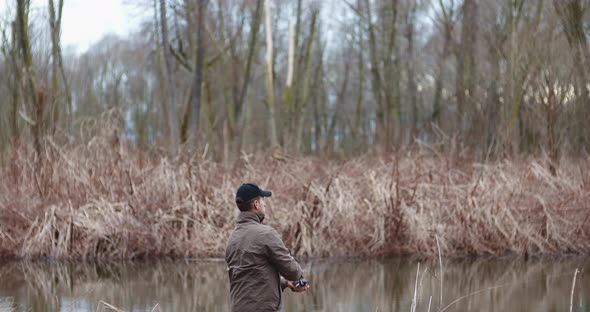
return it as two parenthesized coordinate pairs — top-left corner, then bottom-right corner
(0, 257), (588, 311)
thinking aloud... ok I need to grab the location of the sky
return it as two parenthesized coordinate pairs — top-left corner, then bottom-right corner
(0, 0), (140, 53)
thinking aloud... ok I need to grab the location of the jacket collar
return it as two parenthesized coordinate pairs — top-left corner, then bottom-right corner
(237, 211), (265, 224)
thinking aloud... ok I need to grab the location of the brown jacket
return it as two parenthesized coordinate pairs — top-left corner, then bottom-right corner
(225, 211), (303, 312)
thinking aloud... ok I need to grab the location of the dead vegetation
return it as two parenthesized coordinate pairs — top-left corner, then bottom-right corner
(1, 130), (589, 260)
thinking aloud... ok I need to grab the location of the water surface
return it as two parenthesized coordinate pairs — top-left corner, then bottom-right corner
(0, 257), (588, 311)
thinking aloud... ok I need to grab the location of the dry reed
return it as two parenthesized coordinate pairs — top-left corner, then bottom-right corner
(1, 125), (590, 260)
(569, 268), (579, 312)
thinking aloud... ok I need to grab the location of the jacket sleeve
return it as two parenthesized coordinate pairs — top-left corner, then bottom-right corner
(264, 228), (303, 281)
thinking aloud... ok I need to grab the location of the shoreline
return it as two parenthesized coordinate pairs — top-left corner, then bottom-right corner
(0, 250), (588, 264)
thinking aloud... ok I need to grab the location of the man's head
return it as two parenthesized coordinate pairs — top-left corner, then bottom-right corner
(235, 183), (272, 213)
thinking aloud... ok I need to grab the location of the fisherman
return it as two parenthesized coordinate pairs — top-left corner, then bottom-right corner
(225, 182), (310, 312)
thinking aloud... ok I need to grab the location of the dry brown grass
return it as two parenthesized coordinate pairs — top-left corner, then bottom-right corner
(1, 128), (590, 260)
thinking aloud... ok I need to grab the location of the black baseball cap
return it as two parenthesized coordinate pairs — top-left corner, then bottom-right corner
(235, 183), (272, 203)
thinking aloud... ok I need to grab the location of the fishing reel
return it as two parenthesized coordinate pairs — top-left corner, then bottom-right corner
(295, 278), (308, 288)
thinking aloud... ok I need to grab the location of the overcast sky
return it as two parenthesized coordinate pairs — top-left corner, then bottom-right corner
(0, 0), (140, 53)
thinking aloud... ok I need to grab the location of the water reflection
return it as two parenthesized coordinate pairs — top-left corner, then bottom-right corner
(0, 257), (588, 311)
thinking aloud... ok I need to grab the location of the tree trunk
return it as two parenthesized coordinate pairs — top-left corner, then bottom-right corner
(159, 0), (180, 155)
(264, 0), (278, 147)
(294, 9), (318, 153)
(363, 0), (384, 147)
(432, 1), (454, 130)
(154, 0), (169, 143)
(234, 0), (263, 133)
(17, 0), (42, 157)
(325, 50), (349, 153)
(406, 1), (417, 142)
(189, 0), (207, 148)
(282, 16), (295, 145)
(383, 0), (399, 149)
(58, 45), (72, 134)
(4, 22), (22, 140)
(48, 0), (61, 135)
(48, 0), (70, 135)
(353, 21), (364, 148)
(485, 32), (501, 153)
(553, 0), (590, 150)
(215, 0), (244, 158)
(456, 0), (478, 135)
(283, 0), (303, 142)
(545, 75), (558, 176)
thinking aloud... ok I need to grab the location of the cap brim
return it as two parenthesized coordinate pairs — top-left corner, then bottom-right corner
(260, 190), (272, 197)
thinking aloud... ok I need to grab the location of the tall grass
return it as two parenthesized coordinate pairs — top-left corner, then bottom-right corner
(1, 127), (589, 260)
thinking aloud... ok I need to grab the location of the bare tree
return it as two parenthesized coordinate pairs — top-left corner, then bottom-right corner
(188, 0), (208, 148)
(455, 0), (478, 135)
(0, 0), (589, 158)
(431, 0), (455, 131)
(294, 7), (318, 152)
(553, 0), (590, 150)
(48, 0), (71, 135)
(234, 0), (262, 139)
(406, 0), (418, 140)
(160, 0), (180, 155)
(2, 21), (22, 141)
(363, 0), (385, 147)
(264, 0), (278, 147)
(17, 0), (42, 157)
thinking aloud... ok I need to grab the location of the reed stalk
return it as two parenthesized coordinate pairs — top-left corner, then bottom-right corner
(1, 123), (589, 260)
(569, 268), (579, 312)
(411, 262), (420, 312)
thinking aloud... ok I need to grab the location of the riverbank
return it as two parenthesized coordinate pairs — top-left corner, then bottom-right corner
(1, 137), (589, 260)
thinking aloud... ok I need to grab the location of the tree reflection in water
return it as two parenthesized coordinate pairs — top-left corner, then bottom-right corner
(0, 258), (587, 312)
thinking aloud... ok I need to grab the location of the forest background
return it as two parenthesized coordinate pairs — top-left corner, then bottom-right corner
(0, 0), (589, 260)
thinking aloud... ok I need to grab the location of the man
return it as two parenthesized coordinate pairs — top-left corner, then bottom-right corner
(225, 182), (310, 312)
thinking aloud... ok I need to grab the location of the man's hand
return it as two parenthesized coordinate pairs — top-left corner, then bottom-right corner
(287, 280), (310, 292)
